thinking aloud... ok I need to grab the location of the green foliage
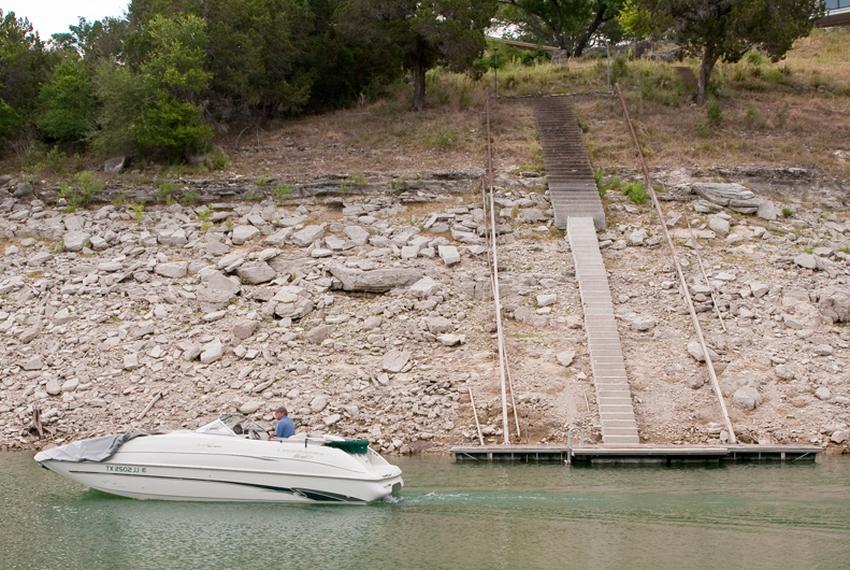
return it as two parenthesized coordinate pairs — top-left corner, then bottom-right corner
(272, 183), (294, 204)
(497, 0), (624, 56)
(129, 201), (146, 222)
(706, 97), (722, 126)
(93, 14), (211, 160)
(340, 173), (367, 192)
(207, 146), (229, 170)
(0, 10), (51, 145)
(36, 58), (96, 142)
(423, 128), (461, 150)
(622, 180), (648, 205)
(58, 171), (104, 212)
(339, 0), (497, 110)
(157, 181), (180, 204)
(633, 0), (824, 103)
(195, 207), (212, 231)
(594, 167), (607, 198)
(781, 206), (795, 218)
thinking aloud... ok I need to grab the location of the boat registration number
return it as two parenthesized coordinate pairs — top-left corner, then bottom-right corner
(105, 464), (147, 474)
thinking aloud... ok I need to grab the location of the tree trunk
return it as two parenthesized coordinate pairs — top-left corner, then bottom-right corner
(413, 37), (427, 112)
(573, 4), (607, 58)
(697, 46), (717, 105)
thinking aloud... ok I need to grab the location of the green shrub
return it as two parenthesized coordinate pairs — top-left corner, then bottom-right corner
(706, 97), (722, 126)
(36, 58), (96, 143)
(207, 146), (229, 170)
(746, 52), (765, 66)
(129, 96), (212, 160)
(623, 180), (648, 205)
(423, 127), (461, 150)
(272, 183), (294, 204)
(157, 182), (180, 204)
(58, 171), (104, 212)
(129, 201), (145, 222)
(781, 206), (795, 218)
(0, 99), (21, 140)
(341, 173), (368, 191)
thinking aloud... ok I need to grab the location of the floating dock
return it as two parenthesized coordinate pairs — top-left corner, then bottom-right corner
(451, 444), (823, 465)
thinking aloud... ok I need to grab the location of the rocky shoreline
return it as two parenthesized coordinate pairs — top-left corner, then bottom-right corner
(1, 168), (849, 454)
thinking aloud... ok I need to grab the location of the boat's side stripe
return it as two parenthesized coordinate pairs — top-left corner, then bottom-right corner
(67, 469), (366, 503)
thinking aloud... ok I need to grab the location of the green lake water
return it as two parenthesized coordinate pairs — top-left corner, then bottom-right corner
(1, 453), (849, 570)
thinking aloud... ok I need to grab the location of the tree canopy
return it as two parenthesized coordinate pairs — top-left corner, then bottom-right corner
(497, 0), (624, 56)
(339, 0), (497, 110)
(634, 0), (824, 103)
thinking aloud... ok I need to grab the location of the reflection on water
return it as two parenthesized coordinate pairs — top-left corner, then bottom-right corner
(2, 454), (849, 569)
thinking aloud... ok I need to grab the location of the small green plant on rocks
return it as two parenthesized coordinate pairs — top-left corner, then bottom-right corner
(157, 182), (180, 204)
(272, 183), (294, 204)
(782, 206), (795, 218)
(58, 171), (104, 212)
(179, 191), (200, 206)
(340, 173), (367, 192)
(129, 202), (145, 222)
(196, 207), (212, 231)
(623, 180), (649, 205)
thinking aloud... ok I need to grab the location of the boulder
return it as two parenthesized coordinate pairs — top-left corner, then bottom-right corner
(438, 245), (461, 266)
(154, 261), (188, 279)
(556, 350), (575, 367)
(425, 316), (453, 334)
(196, 269), (241, 305)
(536, 294), (557, 307)
(382, 350), (410, 373)
(46, 379), (61, 396)
(437, 334), (465, 346)
(236, 261), (275, 285)
(329, 265), (422, 293)
(816, 286), (850, 323)
(63, 231), (91, 252)
(732, 386), (761, 410)
(794, 254), (817, 270)
(239, 400), (262, 415)
(707, 215), (730, 236)
(692, 182), (760, 214)
(305, 324), (332, 344)
(344, 225), (370, 245)
(409, 276), (439, 298)
(232, 319), (259, 340)
(757, 201), (778, 221)
(103, 156), (126, 173)
(831, 430), (849, 444)
(200, 339), (224, 364)
(232, 225), (260, 245)
(291, 224), (325, 247)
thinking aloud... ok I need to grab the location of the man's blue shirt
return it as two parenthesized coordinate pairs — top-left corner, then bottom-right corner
(275, 416), (295, 438)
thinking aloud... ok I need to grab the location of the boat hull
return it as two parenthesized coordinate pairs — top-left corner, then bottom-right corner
(36, 433), (403, 504)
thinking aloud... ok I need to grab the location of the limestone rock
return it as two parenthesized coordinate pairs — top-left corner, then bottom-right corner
(816, 286), (850, 323)
(794, 254), (817, 270)
(344, 225), (370, 246)
(815, 386), (832, 401)
(200, 339), (224, 364)
(46, 379), (61, 396)
(692, 182), (760, 214)
(305, 324), (332, 344)
(232, 225), (260, 245)
(329, 265), (422, 293)
(196, 269), (241, 305)
(409, 276), (439, 298)
(232, 319), (259, 340)
(291, 224), (325, 247)
(732, 386), (761, 410)
(426, 316), (453, 334)
(239, 400), (262, 414)
(63, 231), (91, 252)
(236, 261), (275, 285)
(556, 350), (575, 367)
(707, 215), (730, 236)
(155, 261), (188, 279)
(383, 350), (410, 373)
(438, 245), (461, 266)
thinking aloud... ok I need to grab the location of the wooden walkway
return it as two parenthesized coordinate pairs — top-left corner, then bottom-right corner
(568, 218), (640, 444)
(533, 97), (605, 230)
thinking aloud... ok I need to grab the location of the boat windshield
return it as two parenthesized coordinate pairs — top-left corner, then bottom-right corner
(195, 414), (269, 439)
(195, 418), (237, 436)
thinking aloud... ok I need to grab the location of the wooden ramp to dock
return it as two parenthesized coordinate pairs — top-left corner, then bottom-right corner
(533, 97), (605, 230)
(568, 217), (640, 444)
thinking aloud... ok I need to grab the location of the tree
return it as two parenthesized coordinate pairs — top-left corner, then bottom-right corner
(36, 58), (97, 143)
(94, 14), (212, 160)
(0, 10), (51, 144)
(339, 0), (497, 111)
(498, 0), (624, 57)
(636, 0), (824, 104)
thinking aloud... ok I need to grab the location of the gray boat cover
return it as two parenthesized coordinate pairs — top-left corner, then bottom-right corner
(34, 432), (146, 463)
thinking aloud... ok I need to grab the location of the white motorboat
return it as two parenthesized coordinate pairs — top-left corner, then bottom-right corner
(34, 414), (403, 503)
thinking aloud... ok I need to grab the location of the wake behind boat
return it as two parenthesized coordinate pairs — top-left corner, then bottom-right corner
(34, 414), (403, 503)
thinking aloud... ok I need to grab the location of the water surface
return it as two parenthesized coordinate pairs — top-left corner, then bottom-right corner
(2, 453), (849, 569)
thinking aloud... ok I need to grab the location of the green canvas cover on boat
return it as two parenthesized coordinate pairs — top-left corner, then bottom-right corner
(324, 438), (369, 455)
